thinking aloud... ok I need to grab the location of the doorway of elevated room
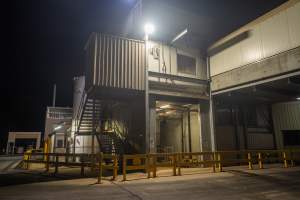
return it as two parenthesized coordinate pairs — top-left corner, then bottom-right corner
(150, 100), (202, 153)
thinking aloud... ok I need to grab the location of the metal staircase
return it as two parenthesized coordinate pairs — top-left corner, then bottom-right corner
(75, 92), (128, 154)
(76, 95), (101, 134)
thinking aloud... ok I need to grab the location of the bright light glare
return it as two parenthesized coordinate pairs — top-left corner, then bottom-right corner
(144, 23), (155, 35)
(54, 125), (63, 131)
(160, 104), (170, 109)
(297, 97), (300, 100)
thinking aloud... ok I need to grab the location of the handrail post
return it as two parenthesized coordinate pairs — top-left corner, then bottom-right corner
(54, 154), (59, 174)
(153, 154), (157, 178)
(212, 152), (216, 173)
(247, 152), (253, 170)
(290, 149), (295, 167)
(122, 155), (127, 181)
(97, 153), (103, 184)
(28, 152), (32, 169)
(147, 154), (151, 178)
(46, 153), (50, 172)
(258, 152), (263, 169)
(81, 155), (85, 176)
(178, 153), (182, 176)
(112, 155), (118, 181)
(282, 151), (288, 168)
(218, 153), (222, 172)
(172, 154), (177, 176)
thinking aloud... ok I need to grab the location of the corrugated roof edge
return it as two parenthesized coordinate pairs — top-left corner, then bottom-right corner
(84, 32), (145, 51)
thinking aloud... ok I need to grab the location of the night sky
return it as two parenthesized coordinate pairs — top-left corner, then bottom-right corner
(2, 0), (286, 150)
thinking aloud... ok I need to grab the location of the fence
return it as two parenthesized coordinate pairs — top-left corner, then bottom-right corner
(23, 149), (300, 183)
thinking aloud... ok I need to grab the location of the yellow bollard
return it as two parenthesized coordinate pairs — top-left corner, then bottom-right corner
(98, 153), (103, 184)
(177, 153), (182, 176)
(54, 154), (59, 174)
(290, 150), (295, 167)
(112, 155), (118, 181)
(147, 155), (151, 179)
(212, 153), (216, 173)
(122, 156), (127, 181)
(28, 153), (32, 169)
(45, 153), (50, 172)
(248, 153), (253, 170)
(282, 151), (288, 168)
(218, 153), (222, 172)
(172, 154), (177, 176)
(153, 155), (157, 178)
(258, 153), (263, 169)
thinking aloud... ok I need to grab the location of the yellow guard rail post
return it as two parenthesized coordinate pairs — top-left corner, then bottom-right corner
(45, 153), (50, 172)
(258, 152), (263, 169)
(247, 152), (253, 170)
(97, 152), (103, 184)
(282, 151), (288, 168)
(112, 155), (118, 180)
(122, 154), (149, 181)
(54, 154), (59, 174)
(217, 152), (222, 172)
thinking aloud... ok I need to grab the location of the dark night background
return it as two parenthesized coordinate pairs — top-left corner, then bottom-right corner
(1, 0), (287, 151)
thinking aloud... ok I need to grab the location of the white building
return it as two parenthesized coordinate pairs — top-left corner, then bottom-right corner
(6, 132), (41, 154)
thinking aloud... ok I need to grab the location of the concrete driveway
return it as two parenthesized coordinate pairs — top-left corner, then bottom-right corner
(0, 166), (299, 200)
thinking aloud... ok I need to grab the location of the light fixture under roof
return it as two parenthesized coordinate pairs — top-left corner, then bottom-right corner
(54, 125), (63, 131)
(160, 104), (170, 109)
(297, 97), (300, 100)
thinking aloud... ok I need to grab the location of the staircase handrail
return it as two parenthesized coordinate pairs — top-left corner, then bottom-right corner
(112, 121), (126, 141)
(75, 91), (87, 133)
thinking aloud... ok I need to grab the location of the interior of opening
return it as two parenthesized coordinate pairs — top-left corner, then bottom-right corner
(156, 100), (201, 153)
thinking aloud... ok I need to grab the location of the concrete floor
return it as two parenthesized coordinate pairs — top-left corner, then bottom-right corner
(0, 166), (299, 200)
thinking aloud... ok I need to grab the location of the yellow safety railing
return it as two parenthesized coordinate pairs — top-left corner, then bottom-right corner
(122, 154), (149, 181)
(97, 153), (118, 184)
(148, 153), (178, 177)
(23, 149), (300, 182)
(176, 152), (222, 174)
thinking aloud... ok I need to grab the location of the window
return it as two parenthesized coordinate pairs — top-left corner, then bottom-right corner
(177, 54), (196, 75)
(282, 130), (300, 146)
(56, 139), (64, 148)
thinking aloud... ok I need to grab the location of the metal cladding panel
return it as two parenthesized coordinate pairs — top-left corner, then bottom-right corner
(209, 0), (300, 77)
(247, 133), (274, 150)
(87, 33), (146, 91)
(272, 101), (300, 148)
(260, 10), (291, 58)
(287, 2), (300, 48)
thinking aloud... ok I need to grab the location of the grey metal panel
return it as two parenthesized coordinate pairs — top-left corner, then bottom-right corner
(211, 46), (300, 92)
(247, 133), (274, 150)
(272, 101), (300, 148)
(209, 0), (300, 77)
(86, 34), (146, 91)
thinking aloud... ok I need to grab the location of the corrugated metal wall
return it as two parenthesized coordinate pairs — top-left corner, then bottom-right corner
(247, 133), (274, 150)
(209, 0), (300, 76)
(148, 41), (207, 84)
(272, 101), (300, 148)
(86, 33), (146, 91)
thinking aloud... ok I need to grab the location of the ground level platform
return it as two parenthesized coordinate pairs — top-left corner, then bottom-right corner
(0, 165), (299, 200)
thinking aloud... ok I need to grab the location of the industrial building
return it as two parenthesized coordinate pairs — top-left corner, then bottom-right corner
(46, 0), (300, 155)
(208, 0), (300, 150)
(6, 132), (41, 154)
(44, 107), (72, 153)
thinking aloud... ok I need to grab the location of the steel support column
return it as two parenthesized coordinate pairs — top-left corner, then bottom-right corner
(145, 37), (150, 153)
(207, 57), (216, 151)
